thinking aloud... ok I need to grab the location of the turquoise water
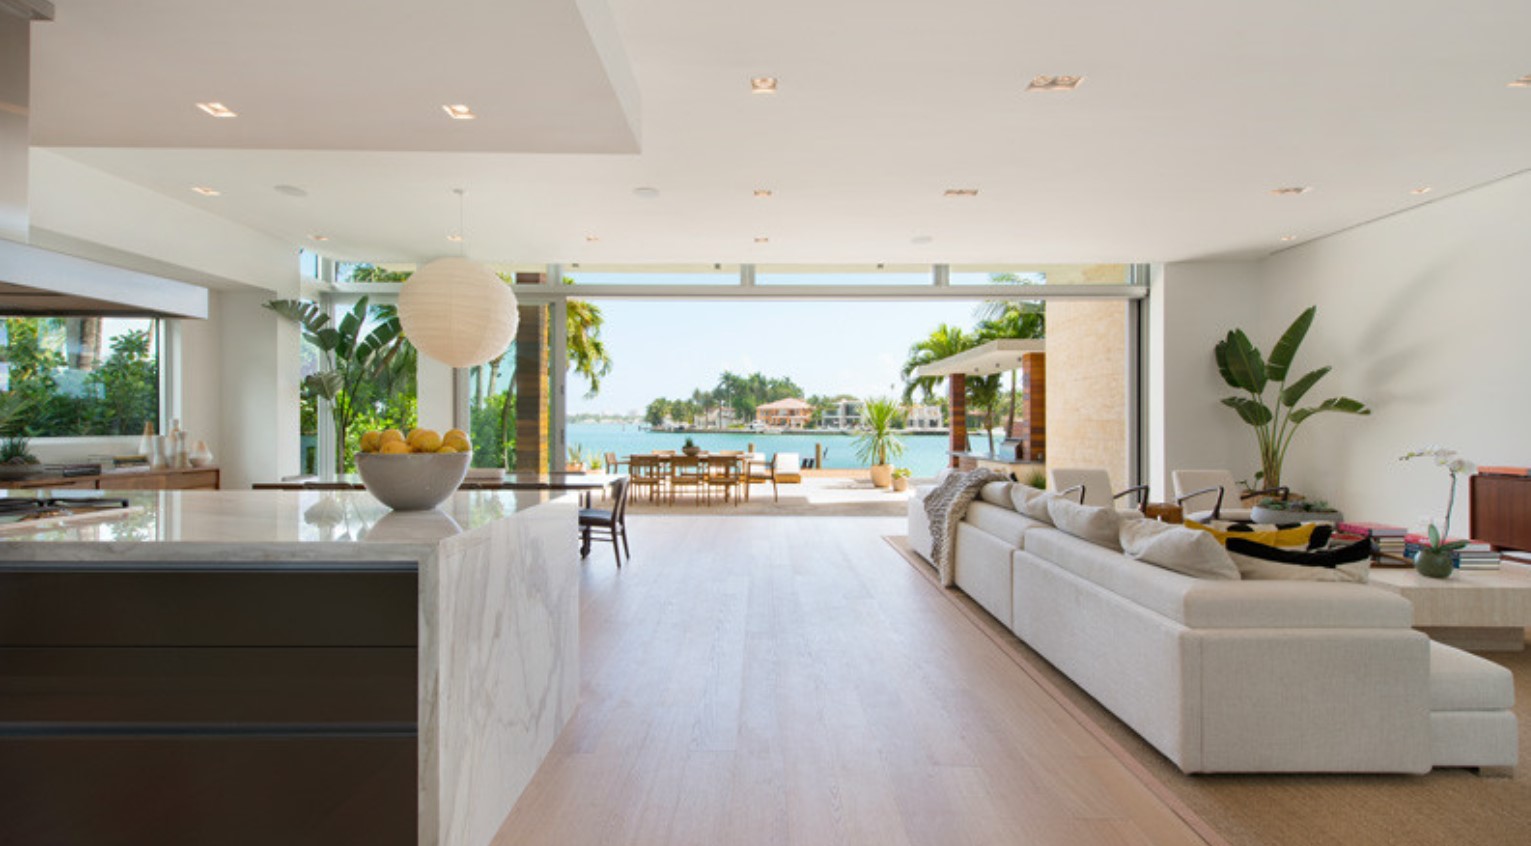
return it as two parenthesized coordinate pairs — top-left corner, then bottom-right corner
(567, 422), (966, 477)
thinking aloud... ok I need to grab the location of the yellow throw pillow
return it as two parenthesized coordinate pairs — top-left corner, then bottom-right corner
(1184, 519), (1317, 549)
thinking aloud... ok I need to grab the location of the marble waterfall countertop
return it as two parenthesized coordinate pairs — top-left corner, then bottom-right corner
(0, 488), (562, 564)
(0, 488), (581, 846)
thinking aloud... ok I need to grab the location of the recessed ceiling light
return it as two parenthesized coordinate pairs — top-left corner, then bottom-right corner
(274, 184), (308, 198)
(1410, 186), (1433, 195)
(442, 104), (477, 120)
(1269, 186), (1312, 196)
(190, 185), (221, 196)
(309, 234), (330, 242)
(195, 102), (237, 118)
(754, 236), (769, 243)
(750, 76), (778, 94)
(633, 186), (660, 199)
(446, 234), (463, 243)
(753, 189), (773, 198)
(1026, 75), (1084, 92)
(1279, 235), (1297, 242)
(944, 188), (979, 197)
(1508, 74), (1531, 88)
(585, 235), (600, 242)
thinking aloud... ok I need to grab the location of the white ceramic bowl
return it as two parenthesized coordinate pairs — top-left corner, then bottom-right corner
(354, 451), (471, 511)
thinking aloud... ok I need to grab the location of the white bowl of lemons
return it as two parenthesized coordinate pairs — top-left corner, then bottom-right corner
(354, 427), (473, 511)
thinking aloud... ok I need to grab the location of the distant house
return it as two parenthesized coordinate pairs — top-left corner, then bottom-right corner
(755, 397), (813, 429)
(905, 404), (943, 429)
(699, 406), (738, 429)
(820, 399), (863, 430)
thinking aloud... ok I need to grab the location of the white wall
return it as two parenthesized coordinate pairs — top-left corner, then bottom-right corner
(1256, 171), (1531, 530)
(216, 292), (301, 488)
(1146, 260), (1263, 502)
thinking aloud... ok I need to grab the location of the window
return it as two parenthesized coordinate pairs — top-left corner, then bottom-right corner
(0, 316), (160, 437)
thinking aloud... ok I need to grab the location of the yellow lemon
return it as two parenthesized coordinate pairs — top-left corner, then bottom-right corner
(380, 429), (406, 444)
(435, 445), (458, 454)
(380, 440), (411, 454)
(359, 431), (383, 453)
(442, 434), (471, 453)
(445, 428), (468, 441)
(408, 429), (442, 453)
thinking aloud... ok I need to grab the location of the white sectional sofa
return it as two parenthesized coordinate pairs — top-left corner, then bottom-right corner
(908, 480), (1518, 774)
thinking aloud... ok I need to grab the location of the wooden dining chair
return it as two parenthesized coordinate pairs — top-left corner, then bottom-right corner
(627, 455), (665, 502)
(703, 454), (742, 506)
(667, 454), (706, 505)
(740, 452), (771, 502)
(579, 476), (631, 567)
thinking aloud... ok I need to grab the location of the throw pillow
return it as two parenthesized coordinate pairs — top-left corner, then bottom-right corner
(1009, 484), (1054, 524)
(1225, 536), (1372, 583)
(1119, 519), (1241, 580)
(979, 480), (1015, 507)
(1184, 519), (1323, 549)
(1046, 496), (1142, 550)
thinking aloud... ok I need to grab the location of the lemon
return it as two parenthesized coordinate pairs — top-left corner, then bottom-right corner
(442, 433), (471, 453)
(380, 440), (411, 454)
(380, 429), (406, 444)
(436, 445), (458, 454)
(445, 428), (468, 441)
(359, 431), (383, 453)
(408, 428), (442, 453)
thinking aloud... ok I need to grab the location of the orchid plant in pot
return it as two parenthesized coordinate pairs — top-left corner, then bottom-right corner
(1399, 447), (1475, 579)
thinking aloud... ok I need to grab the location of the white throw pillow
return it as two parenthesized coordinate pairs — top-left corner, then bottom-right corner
(1119, 519), (1241, 580)
(979, 481), (1015, 507)
(1046, 496), (1142, 550)
(1009, 485), (1053, 524)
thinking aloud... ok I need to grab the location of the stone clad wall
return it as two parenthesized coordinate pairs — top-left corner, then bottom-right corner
(1045, 300), (1129, 490)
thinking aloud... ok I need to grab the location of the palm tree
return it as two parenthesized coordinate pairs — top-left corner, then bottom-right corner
(565, 295), (612, 397)
(899, 324), (976, 404)
(975, 300), (1045, 436)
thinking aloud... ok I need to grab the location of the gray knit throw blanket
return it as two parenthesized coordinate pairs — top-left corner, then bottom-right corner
(923, 468), (1007, 587)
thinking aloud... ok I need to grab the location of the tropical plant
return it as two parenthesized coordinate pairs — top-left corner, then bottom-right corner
(853, 396), (906, 467)
(892, 467), (912, 479)
(975, 296), (1044, 435)
(561, 278), (613, 397)
(682, 436), (697, 450)
(1399, 447), (1475, 553)
(264, 296), (407, 473)
(567, 443), (588, 467)
(900, 324), (974, 404)
(965, 374), (1006, 454)
(1024, 469), (1048, 490)
(1, 434), (37, 464)
(1214, 306), (1369, 489)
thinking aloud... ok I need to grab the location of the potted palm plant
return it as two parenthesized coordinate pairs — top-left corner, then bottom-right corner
(855, 396), (906, 488)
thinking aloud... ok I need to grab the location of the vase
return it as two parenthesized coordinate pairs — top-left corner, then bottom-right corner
(1414, 548), (1455, 579)
(188, 440), (214, 467)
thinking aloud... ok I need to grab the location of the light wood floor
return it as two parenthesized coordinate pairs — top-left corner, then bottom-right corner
(493, 515), (1210, 846)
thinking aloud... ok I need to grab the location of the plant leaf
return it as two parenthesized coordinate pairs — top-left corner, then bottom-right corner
(1266, 306), (1315, 382)
(1428, 524), (1441, 548)
(1443, 540), (1469, 551)
(303, 370), (344, 401)
(1221, 330), (1267, 393)
(1213, 340), (1239, 389)
(263, 299), (329, 332)
(1221, 396), (1273, 426)
(1287, 396), (1371, 425)
(1279, 366), (1330, 407)
(312, 327), (341, 352)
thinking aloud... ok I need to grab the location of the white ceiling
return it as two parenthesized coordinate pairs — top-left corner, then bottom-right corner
(27, 0), (1531, 267)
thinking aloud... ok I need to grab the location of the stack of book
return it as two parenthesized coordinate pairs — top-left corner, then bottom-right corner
(1335, 521), (1408, 559)
(1401, 534), (1502, 570)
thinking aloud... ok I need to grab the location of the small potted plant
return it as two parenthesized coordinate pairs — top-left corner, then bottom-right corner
(890, 467), (912, 492)
(681, 436), (701, 457)
(1400, 447), (1474, 579)
(1250, 496), (1343, 524)
(566, 443), (587, 472)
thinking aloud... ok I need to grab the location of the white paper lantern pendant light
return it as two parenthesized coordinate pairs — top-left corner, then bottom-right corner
(397, 189), (519, 368)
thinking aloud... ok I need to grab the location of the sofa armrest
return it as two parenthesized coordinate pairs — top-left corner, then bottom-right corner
(1181, 582), (1414, 629)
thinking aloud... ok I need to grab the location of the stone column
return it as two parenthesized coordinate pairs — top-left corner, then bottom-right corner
(513, 273), (546, 472)
(948, 373), (966, 468)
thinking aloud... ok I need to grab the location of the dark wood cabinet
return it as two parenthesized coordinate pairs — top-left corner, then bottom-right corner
(1469, 473), (1531, 553)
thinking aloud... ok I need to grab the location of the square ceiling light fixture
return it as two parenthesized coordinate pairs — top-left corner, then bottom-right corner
(1269, 186), (1312, 196)
(944, 188), (979, 197)
(1508, 74), (1531, 88)
(195, 101), (237, 118)
(1026, 75), (1083, 92)
(750, 76), (778, 94)
(442, 104), (477, 120)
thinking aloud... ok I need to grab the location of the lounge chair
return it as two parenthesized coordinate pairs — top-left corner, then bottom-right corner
(771, 452), (803, 502)
(1048, 468), (1148, 513)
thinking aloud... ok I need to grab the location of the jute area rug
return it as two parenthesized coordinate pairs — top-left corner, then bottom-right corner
(884, 535), (1531, 846)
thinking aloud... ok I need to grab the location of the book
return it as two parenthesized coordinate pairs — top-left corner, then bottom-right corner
(1478, 466), (1531, 477)
(1337, 521), (1407, 537)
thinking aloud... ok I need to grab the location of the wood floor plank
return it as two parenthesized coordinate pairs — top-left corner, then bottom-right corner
(492, 515), (1211, 846)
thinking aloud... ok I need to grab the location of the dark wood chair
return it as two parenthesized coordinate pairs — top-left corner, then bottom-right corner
(579, 476), (631, 567)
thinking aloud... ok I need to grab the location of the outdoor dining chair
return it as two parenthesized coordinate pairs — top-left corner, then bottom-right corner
(668, 454), (706, 505)
(703, 454), (742, 505)
(627, 454), (665, 502)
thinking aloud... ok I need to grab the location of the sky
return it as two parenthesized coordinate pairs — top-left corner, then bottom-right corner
(566, 299), (986, 416)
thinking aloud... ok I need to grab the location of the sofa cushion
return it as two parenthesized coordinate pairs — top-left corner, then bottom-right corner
(1184, 519), (1321, 549)
(1429, 642), (1515, 711)
(1120, 519), (1240, 580)
(1227, 537), (1372, 583)
(978, 481), (1015, 507)
(1047, 496), (1143, 551)
(1023, 528), (1414, 629)
(964, 501), (1043, 548)
(1009, 485), (1054, 524)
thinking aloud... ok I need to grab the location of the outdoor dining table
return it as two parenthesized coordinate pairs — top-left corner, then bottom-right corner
(627, 452), (762, 503)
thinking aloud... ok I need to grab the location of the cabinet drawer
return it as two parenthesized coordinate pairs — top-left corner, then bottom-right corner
(12, 478), (98, 490)
(166, 469), (220, 489)
(98, 473), (166, 490)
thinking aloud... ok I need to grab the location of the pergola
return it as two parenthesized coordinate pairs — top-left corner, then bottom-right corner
(913, 339), (1046, 467)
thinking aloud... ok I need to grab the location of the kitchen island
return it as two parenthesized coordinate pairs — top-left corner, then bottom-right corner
(0, 489), (579, 846)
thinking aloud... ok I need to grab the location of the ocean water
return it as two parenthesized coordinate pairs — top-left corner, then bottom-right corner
(566, 422), (969, 477)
